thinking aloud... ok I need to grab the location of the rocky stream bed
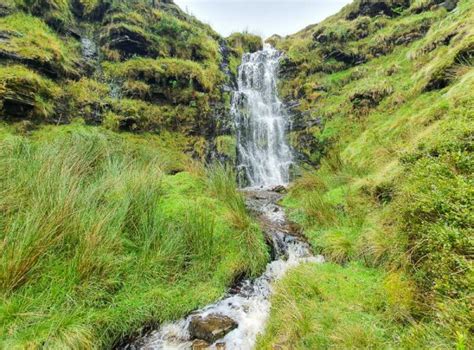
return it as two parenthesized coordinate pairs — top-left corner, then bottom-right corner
(120, 188), (324, 350)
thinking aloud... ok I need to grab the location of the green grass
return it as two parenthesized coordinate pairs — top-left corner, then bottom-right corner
(261, 1), (473, 348)
(257, 262), (465, 349)
(256, 263), (398, 349)
(0, 125), (268, 348)
(0, 65), (61, 120)
(0, 13), (79, 77)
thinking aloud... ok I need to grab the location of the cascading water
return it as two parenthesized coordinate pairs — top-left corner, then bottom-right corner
(124, 191), (323, 350)
(232, 44), (292, 188)
(121, 46), (323, 350)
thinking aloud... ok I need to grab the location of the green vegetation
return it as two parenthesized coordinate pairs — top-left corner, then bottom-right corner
(0, 124), (268, 348)
(227, 32), (263, 76)
(0, 13), (80, 77)
(0, 65), (61, 120)
(1, 0), (472, 348)
(0, 0), (237, 155)
(260, 0), (473, 348)
(257, 263), (408, 349)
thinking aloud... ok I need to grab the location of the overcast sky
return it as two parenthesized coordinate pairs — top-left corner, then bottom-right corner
(174, 0), (352, 38)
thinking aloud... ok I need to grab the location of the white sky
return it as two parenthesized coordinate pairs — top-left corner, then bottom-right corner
(174, 0), (352, 38)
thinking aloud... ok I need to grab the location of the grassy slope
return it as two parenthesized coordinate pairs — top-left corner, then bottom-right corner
(259, 0), (473, 348)
(0, 0), (263, 161)
(0, 1), (269, 348)
(0, 123), (268, 348)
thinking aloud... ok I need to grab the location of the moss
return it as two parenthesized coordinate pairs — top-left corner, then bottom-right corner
(152, 10), (220, 63)
(108, 98), (202, 135)
(0, 13), (80, 78)
(22, 0), (74, 31)
(64, 78), (110, 123)
(225, 32), (263, 78)
(100, 4), (220, 64)
(227, 32), (263, 55)
(0, 64), (60, 120)
(215, 135), (237, 161)
(105, 57), (221, 95)
(103, 58), (223, 133)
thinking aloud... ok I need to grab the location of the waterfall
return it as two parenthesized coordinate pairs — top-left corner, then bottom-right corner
(232, 44), (292, 188)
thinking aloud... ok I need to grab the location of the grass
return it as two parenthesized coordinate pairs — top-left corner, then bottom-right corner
(0, 64), (61, 120)
(0, 124), (268, 348)
(260, 1), (474, 348)
(0, 13), (80, 77)
(256, 263), (396, 349)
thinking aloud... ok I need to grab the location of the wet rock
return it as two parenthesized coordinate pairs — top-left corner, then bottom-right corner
(350, 86), (393, 112)
(324, 48), (366, 66)
(192, 339), (210, 349)
(271, 185), (287, 194)
(440, 0), (459, 11)
(216, 343), (226, 350)
(347, 0), (410, 20)
(1, 84), (36, 120)
(102, 25), (153, 59)
(71, 0), (110, 21)
(315, 33), (330, 44)
(0, 2), (15, 17)
(278, 57), (298, 78)
(189, 314), (237, 344)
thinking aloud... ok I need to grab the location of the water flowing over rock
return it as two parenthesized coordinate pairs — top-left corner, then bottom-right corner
(232, 45), (293, 188)
(189, 315), (238, 344)
(124, 190), (324, 350)
(119, 45), (322, 350)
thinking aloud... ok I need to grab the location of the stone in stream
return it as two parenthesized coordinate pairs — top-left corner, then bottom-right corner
(192, 339), (210, 349)
(271, 185), (287, 194)
(189, 314), (238, 344)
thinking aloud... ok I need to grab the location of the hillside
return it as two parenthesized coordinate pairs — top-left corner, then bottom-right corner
(0, 0), (265, 161)
(0, 1), (268, 348)
(258, 0), (473, 348)
(0, 0), (472, 349)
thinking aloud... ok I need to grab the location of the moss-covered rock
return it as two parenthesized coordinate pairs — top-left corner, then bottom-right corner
(22, 0), (75, 32)
(215, 135), (237, 162)
(0, 0), (233, 159)
(0, 65), (60, 120)
(0, 13), (80, 79)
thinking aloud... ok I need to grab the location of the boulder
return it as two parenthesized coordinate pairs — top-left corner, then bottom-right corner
(440, 0), (459, 11)
(188, 314), (237, 344)
(0, 2), (15, 17)
(271, 185), (287, 194)
(347, 0), (410, 20)
(192, 339), (210, 350)
(324, 48), (366, 66)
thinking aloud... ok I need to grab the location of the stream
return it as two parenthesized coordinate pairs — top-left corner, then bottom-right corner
(125, 190), (323, 350)
(121, 45), (323, 350)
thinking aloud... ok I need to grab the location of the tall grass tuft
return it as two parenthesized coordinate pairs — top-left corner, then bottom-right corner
(0, 128), (268, 348)
(206, 163), (269, 276)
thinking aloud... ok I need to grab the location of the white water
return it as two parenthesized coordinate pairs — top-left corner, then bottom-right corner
(232, 44), (293, 188)
(131, 192), (323, 350)
(125, 47), (320, 350)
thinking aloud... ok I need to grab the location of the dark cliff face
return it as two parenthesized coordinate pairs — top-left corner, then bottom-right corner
(0, 0), (261, 161)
